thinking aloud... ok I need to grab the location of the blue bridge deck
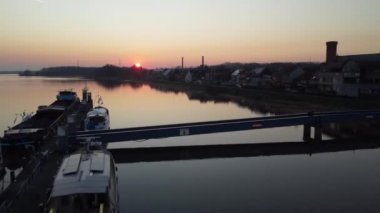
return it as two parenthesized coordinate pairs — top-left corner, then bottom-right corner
(71, 110), (380, 144)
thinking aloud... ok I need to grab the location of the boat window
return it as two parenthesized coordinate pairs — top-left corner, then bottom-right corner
(46, 194), (107, 213)
(90, 116), (105, 123)
(61, 195), (70, 205)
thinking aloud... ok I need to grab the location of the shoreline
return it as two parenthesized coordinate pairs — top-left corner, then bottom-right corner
(144, 80), (380, 114)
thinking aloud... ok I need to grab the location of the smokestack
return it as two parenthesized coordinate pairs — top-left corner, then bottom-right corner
(182, 57), (184, 69)
(326, 41), (338, 64)
(202, 56), (204, 67)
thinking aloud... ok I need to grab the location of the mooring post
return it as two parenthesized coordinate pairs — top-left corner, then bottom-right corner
(303, 111), (314, 142)
(303, 124), (311, 142)
(67, 115), (76, 134)
(57, 125), (67, 153)
(314, 126), (322, 142)
(314, 117), (322, 142)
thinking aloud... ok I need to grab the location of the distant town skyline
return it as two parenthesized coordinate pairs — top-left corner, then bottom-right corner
(1, 0), (380, 70)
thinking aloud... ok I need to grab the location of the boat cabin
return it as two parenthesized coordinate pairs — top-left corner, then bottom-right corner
(45, 150), (118, 213)
(85, 106), (110, 131)
(56, 90), (77, 102)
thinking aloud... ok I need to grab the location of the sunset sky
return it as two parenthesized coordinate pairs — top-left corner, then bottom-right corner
(1, 0), (379, 70)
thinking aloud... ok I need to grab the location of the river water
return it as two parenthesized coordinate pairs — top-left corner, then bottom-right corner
(1, 75), (380, 212)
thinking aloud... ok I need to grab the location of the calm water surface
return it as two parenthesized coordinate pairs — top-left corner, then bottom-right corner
(1, 75), (380, 212)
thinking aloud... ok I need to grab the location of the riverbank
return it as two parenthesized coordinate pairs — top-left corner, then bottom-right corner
(145, 80), (380, 114)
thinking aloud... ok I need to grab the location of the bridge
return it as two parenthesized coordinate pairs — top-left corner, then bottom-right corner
(70, 110), (380, 144)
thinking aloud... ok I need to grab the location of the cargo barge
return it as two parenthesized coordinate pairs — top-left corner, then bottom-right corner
(1, 90), (80, 148)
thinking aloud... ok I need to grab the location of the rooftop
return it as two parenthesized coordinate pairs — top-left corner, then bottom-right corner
(51, 150), (113, 197)
(339, 53), (380, 63)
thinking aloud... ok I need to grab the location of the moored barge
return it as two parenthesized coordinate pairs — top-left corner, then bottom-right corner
(2, 90), (79, 148)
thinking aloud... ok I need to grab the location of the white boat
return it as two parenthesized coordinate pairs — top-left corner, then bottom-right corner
(84, 106), (110, 131)
(45, 150), (118, 213)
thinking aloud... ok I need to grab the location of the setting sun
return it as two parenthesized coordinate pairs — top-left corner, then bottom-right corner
(135, 63), (141, 68)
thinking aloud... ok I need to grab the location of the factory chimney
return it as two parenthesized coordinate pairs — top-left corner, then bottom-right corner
(326, 41), (338, 65)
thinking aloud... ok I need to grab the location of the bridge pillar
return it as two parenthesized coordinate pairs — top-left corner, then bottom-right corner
(303, 124), (311, 142)
(314, 123), (322, 142)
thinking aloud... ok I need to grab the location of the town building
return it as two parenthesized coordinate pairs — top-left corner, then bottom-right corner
(317, 41), (380, 97)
